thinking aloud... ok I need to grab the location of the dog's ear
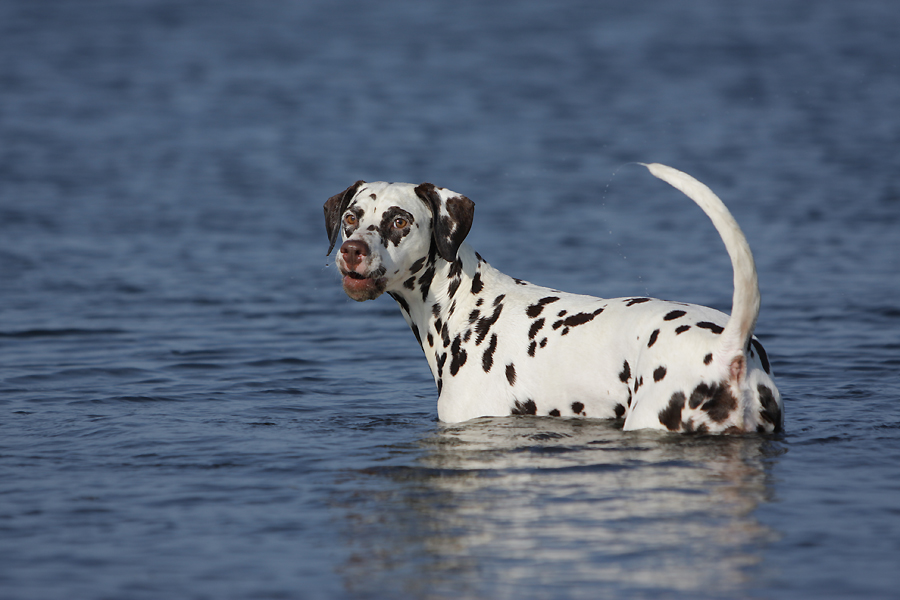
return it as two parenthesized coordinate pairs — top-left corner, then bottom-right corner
(324, 180), (365, 255)
(414, 183), (475, 262)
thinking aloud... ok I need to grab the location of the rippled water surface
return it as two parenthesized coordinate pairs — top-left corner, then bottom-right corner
(2, 1), (899, 598)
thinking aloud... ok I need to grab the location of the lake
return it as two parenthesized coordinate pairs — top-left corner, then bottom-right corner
(1, 1), (899, 598)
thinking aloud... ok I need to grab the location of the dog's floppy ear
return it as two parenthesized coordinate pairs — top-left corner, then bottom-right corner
(324, 180), (365, 255)
(414, 183), (475, 262)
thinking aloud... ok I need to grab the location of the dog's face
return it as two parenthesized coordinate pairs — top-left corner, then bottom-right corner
(324, 181), (474, 301)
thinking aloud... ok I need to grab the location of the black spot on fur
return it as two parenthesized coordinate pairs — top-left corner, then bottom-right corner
(411, 324), (422, 347)
(571, 401), (584, 415)
(514, 278), (528, 285)
(526, 296), (560, 318)
(403, 276), (416, 290)
(448, 277), (461, 298)
(634, 376), (643, 393)
(528, 341), (537, 357)
(476, 298), (484, 307)
(529, 318), (545, 340)
(449, 336), (467, 376)
(697, 321), (724, 334)
(475, 302), (504, 345)
(558, 307), (605, 331)
(626, 297), (651, 306)
(471, 272), (484, 294)
(689, 382), (738, 423)
(658, 392), (685, 431)
(410, 257), (427, 275)
(675, 325), (691, 335)
(427, 333), (434, 347)
(511, 399), (537, 416)
(664, 310), (687, 321)
(539, 338), (547, 348)
(689, 383), (712, 409)
(751, 339), (771, 374)
(418, 264), (435, 302)
(757, 384), (782, 431)
(552, 320), (563, 330)
(648, 329), (660, 348)
(506, 363), (516, 386)
(703, 353), (713, 365)
(614, 403), (626, 418)
(619, 360), (631, 383)
(558, 310), (567, 317)
(388, 292), (411, 316)
(468, 309), (481, 323)
(482, 334), (498, 373)
(653, 366), (667, 382)
(448, 257), (463, 279)
(549, 409), (560, 417)
(436, 352), (447, 377)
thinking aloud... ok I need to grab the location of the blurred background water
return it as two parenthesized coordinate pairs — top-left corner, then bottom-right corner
(1, 1), (899, 598)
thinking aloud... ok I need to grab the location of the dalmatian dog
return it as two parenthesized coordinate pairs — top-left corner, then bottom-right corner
(323, 164), (783, 433)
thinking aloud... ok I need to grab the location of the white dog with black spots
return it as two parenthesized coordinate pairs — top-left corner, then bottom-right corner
(324, 164), (783, 433)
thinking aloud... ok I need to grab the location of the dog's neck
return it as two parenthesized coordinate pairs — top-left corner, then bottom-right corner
(387, 243), (513, 383)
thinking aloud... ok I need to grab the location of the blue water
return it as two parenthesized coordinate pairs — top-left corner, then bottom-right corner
(2, 1), (899, 598)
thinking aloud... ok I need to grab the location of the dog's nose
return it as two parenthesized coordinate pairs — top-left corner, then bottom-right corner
(340, 239), (369, 270)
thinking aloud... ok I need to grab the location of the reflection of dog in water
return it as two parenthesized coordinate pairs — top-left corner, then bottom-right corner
(339, 418), (777, 595)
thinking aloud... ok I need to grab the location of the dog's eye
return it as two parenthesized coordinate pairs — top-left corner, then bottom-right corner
(393, 217), (409, 229)
(344, 214), (357, 226)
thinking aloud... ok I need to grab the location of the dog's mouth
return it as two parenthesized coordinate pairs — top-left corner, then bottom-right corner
(340, 270), (387, 301)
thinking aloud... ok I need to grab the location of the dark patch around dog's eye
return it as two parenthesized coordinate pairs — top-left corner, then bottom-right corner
(380, 206), (415, 248)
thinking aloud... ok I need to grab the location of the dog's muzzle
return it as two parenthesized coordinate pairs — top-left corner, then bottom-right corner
(338, 239), (387, 301)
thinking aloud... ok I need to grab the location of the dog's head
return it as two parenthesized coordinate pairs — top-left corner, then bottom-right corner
(324, 181), (474, 301)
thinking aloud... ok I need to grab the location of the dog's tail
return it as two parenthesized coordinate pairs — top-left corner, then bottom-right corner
(641, 163), (759, 382)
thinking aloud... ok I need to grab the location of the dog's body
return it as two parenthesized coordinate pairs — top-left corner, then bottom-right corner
(324, 164), (783, 433)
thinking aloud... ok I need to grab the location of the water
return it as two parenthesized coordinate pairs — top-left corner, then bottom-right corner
(2, 1), (899, 598)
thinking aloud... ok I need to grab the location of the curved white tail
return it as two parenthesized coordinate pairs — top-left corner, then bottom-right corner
(641, 163), (760, 380)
